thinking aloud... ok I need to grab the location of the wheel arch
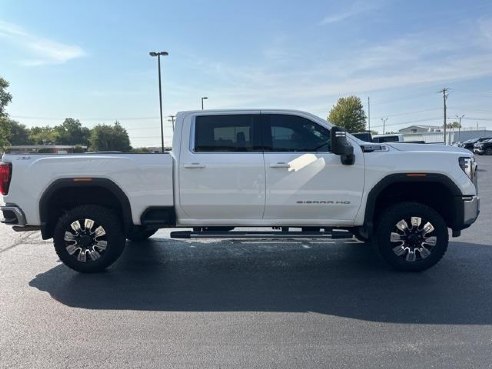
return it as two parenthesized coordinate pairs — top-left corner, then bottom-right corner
(39, 178), (133, 240)
(362, 173), (463, 238)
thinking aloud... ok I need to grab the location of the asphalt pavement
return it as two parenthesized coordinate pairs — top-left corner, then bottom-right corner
(1, 156), (491, 369)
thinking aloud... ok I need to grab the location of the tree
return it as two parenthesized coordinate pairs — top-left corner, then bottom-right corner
(29, 126), (59, 145)
(89, 122), (131, 152)
(0, 77), (12, 118)
(448, 121), (461, 130)
(0, 76), (13, 151)
(6, 120), (31, 145)
(328, 96), (367, 133)
(55, 118), (90, 145)
(0, 118), (9, 151)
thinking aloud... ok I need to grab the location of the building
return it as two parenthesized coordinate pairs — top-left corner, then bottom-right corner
(397, 123), (492, 144)
(399, 125), (442, 134)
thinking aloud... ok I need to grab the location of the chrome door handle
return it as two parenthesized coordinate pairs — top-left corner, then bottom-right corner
(184, 163), (206, 169)
(269, 162), (290, 168)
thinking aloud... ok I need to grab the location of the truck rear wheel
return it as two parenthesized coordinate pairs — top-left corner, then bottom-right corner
(53, 205), (126, 273)
(375, 202), (448, 272)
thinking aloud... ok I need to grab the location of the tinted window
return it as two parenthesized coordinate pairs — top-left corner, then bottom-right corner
(266, 114), (330, 152)
(195, 115), (256, 152)
(374, 135), (400, 143)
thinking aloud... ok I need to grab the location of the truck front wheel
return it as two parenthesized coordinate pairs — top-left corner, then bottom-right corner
(375, 202), (448, 272)
(53, 205), (126, 273)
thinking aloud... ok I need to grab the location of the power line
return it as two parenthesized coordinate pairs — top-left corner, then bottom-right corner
(371, 108), (441, 120)
(465, 117), (492, 121)
(10, 115), (161, 121)
(370, 117), (443, 129)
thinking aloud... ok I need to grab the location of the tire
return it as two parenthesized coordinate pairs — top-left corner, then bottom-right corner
(126, 226), (158, 242)
(375, 202), (448, 272)
(53, 205), (126, 273)
(486, 148), (492, 155)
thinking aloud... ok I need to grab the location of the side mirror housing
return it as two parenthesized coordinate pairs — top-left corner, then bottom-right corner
(331, 126), (355, 165)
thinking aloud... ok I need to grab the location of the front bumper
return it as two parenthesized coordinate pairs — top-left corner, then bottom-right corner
(1, 205), (27, 226)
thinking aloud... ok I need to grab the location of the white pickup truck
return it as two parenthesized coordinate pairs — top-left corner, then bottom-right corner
(0, 110), (480, 273)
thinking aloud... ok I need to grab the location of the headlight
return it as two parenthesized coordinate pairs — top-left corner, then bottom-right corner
(459, 156), (478, 188)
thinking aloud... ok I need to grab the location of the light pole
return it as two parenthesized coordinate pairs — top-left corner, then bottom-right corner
(168, 115), (176, 131)
(201, 96), (208, 110)
(456, 114), (464, 142)
(149, 51), (169, 152)
(381, 117), (388, 134)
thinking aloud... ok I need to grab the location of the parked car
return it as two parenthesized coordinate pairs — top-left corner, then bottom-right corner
(372, 134), (404, 143)
(352, 131), (373, 142)
(461, 137), (492, 151)
(474, 138), (492, 155)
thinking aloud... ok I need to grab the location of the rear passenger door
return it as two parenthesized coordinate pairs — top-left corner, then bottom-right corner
(178, 113), (265, 223)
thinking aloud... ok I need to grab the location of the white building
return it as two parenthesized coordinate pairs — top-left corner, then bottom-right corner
(396, 122), (492, 144)
(399, 125), (442, 134)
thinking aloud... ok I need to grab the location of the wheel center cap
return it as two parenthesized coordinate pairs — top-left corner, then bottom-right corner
(79, 235), (93, 248)
(407, 233), (421, 246)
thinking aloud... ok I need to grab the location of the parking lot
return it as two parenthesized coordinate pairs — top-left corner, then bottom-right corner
(1, 156), (491, 369)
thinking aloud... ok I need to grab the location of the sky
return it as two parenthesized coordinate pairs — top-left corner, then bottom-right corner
(1, 0), (492, 147)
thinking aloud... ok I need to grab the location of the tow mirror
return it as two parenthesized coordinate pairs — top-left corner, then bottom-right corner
(331, 126), (355, 165)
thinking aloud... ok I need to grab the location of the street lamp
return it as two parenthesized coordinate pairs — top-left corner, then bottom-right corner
(168, 115), (176, 131)
(381, 117), (388, 134)
(456, 114), (464, 142)
(201, 96), (208, 110)
(149, 51), (169, 152)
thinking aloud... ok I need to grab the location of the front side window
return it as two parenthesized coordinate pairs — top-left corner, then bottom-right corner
(266, 114), (330, 152)
(194, 115), (256, 152)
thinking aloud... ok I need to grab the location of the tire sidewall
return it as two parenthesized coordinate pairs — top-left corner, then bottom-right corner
(54, 205), (126, 273)
(375, 202), (449, 272)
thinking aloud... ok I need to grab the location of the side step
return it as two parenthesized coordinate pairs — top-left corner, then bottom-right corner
(170, 229), (353, 240)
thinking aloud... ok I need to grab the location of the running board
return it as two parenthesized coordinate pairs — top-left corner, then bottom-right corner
(170, 230), (353, 240)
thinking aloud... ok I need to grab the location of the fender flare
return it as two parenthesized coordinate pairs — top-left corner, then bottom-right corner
(362, 173), (463, 237)
(39, 178), (133, 239)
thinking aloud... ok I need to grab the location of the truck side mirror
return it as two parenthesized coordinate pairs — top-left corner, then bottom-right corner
(331, 126), (355, 165)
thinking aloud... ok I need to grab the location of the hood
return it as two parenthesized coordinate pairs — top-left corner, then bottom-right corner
(386, 143), (472, 155)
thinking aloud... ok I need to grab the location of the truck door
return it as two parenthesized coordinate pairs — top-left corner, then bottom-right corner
(177, 113), (265, 223)
(262, 113), (365, 225)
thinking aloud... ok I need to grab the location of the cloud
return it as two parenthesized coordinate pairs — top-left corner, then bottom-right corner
(173, 20), (492, 116)
(479, 17), (492, 41)
(319, 1), (380, 25)
(0, 20), (86, 65)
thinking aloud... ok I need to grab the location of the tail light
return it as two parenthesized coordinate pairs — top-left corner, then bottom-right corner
(0, 162), (12, 195)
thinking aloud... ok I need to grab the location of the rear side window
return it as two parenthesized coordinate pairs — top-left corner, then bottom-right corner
(194, 115), (256, 152)
(265, 114), (330, 152)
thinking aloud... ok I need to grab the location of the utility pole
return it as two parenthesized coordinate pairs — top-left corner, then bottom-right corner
(367, 97), (371, 131)
(168, 115), (176, 131)
(381, 117), (388, 134)
(439, 88), (448, 145)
